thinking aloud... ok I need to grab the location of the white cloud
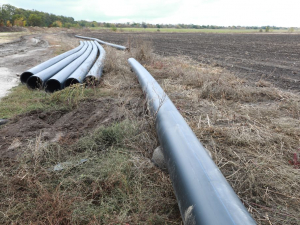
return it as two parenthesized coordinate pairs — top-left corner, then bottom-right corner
(2, 0), (300, 26)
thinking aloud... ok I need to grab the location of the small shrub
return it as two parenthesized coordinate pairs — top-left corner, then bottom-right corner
(75, 121), (136, 152)
(111, 25), (117, 32)
(50, 83), (85, 108)
(52, 20), (63, 27)
(265, 26), (270, 32)
(131, 38), (153, 63)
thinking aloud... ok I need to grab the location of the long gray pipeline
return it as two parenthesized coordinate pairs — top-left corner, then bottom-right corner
(84, 41), (106, 82)
(65, 41), (99, 87)
(45, 42), (93, 92)
(20, 41), (83, 83)
(27, 42), (87, 89)
(75, 35), (127, 50)
(128, 58), (256, 225)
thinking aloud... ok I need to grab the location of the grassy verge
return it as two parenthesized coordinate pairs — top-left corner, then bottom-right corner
(0, 84), (112, 119)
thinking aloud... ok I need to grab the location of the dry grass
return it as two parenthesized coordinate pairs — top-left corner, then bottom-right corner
(145, 54), (300, 225)
(0, 121), (180, 224)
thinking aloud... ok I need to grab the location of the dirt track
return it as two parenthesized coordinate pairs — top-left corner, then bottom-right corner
(79, 32), (300, 91)
(0, 34), (50, 99)
(0, 29), (81, 100)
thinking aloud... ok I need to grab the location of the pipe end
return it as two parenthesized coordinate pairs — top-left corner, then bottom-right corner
(65, 78), (80, 88)
(27, 76), (43, 89)
(20, 72), (33, 84)
(45, 79), (62, 93)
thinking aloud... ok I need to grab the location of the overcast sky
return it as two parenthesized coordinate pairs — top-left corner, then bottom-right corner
(2, 0), (299, 27)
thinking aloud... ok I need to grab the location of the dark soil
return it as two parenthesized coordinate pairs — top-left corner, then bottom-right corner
(0, 98), (123, 158)
(0, 26), (26, 32)
(77, 32), (300, 91)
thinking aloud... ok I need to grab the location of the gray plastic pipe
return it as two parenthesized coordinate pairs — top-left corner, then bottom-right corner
(45, 42), (93, 92)
(83, 41), (106, 83)
(75, 35), (127, 50)
(128, 58), (256, 225)
(65, 41), (98, 87)
(27, 42), (87, 89)
(20, 41), (84, 83)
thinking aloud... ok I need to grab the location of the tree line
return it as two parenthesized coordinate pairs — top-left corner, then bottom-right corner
(0, 4), (291, 31)
(0, 4), (78, 28)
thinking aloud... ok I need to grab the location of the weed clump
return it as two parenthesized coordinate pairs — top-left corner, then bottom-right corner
(76, 121), (136, 152)
(130, 37), (153, 63)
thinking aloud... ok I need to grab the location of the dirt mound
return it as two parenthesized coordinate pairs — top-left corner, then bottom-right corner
(0, 98), (124, 158)
(0, 26), (26, 32)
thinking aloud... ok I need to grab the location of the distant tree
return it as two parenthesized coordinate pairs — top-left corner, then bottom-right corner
(104, 22), (111, 27)
(1, 4), (16, 25)
(73, 23), (80, 28)
(52, 20), (62, 27)
(14, 17), (26, 26)
(288, 27), (294, 33)
(259, 29), (263, 32)
(28, 14), (42, 26)
(142, 22), (147, 29)
(111, 24), (117, 31)
(132, 22), (141, 27)
(64, 22), (72, 28)
(91, 21), (98, 27)
(265, 26), (270, 32)
(6, 20), (12, 27)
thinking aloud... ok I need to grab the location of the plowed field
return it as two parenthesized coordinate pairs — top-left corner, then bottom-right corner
(79, 32), (300, 91)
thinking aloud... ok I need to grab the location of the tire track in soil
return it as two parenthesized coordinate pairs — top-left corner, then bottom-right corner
(0, 34), (50, 100)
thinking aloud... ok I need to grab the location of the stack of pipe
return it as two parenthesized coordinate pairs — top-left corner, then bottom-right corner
(66, 41), (106, 86)
(20, 40), (106, 93)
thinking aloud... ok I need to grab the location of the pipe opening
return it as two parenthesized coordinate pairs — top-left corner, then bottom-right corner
(45, 80), (62, 93)
(27, 76), (43, 89)
(20, 72), (33, 84)
(65, 78), (79, 87)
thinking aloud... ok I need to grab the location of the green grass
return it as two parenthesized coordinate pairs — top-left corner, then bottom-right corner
(90, 27), (296, 33)
(0, 84), (111, 119)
